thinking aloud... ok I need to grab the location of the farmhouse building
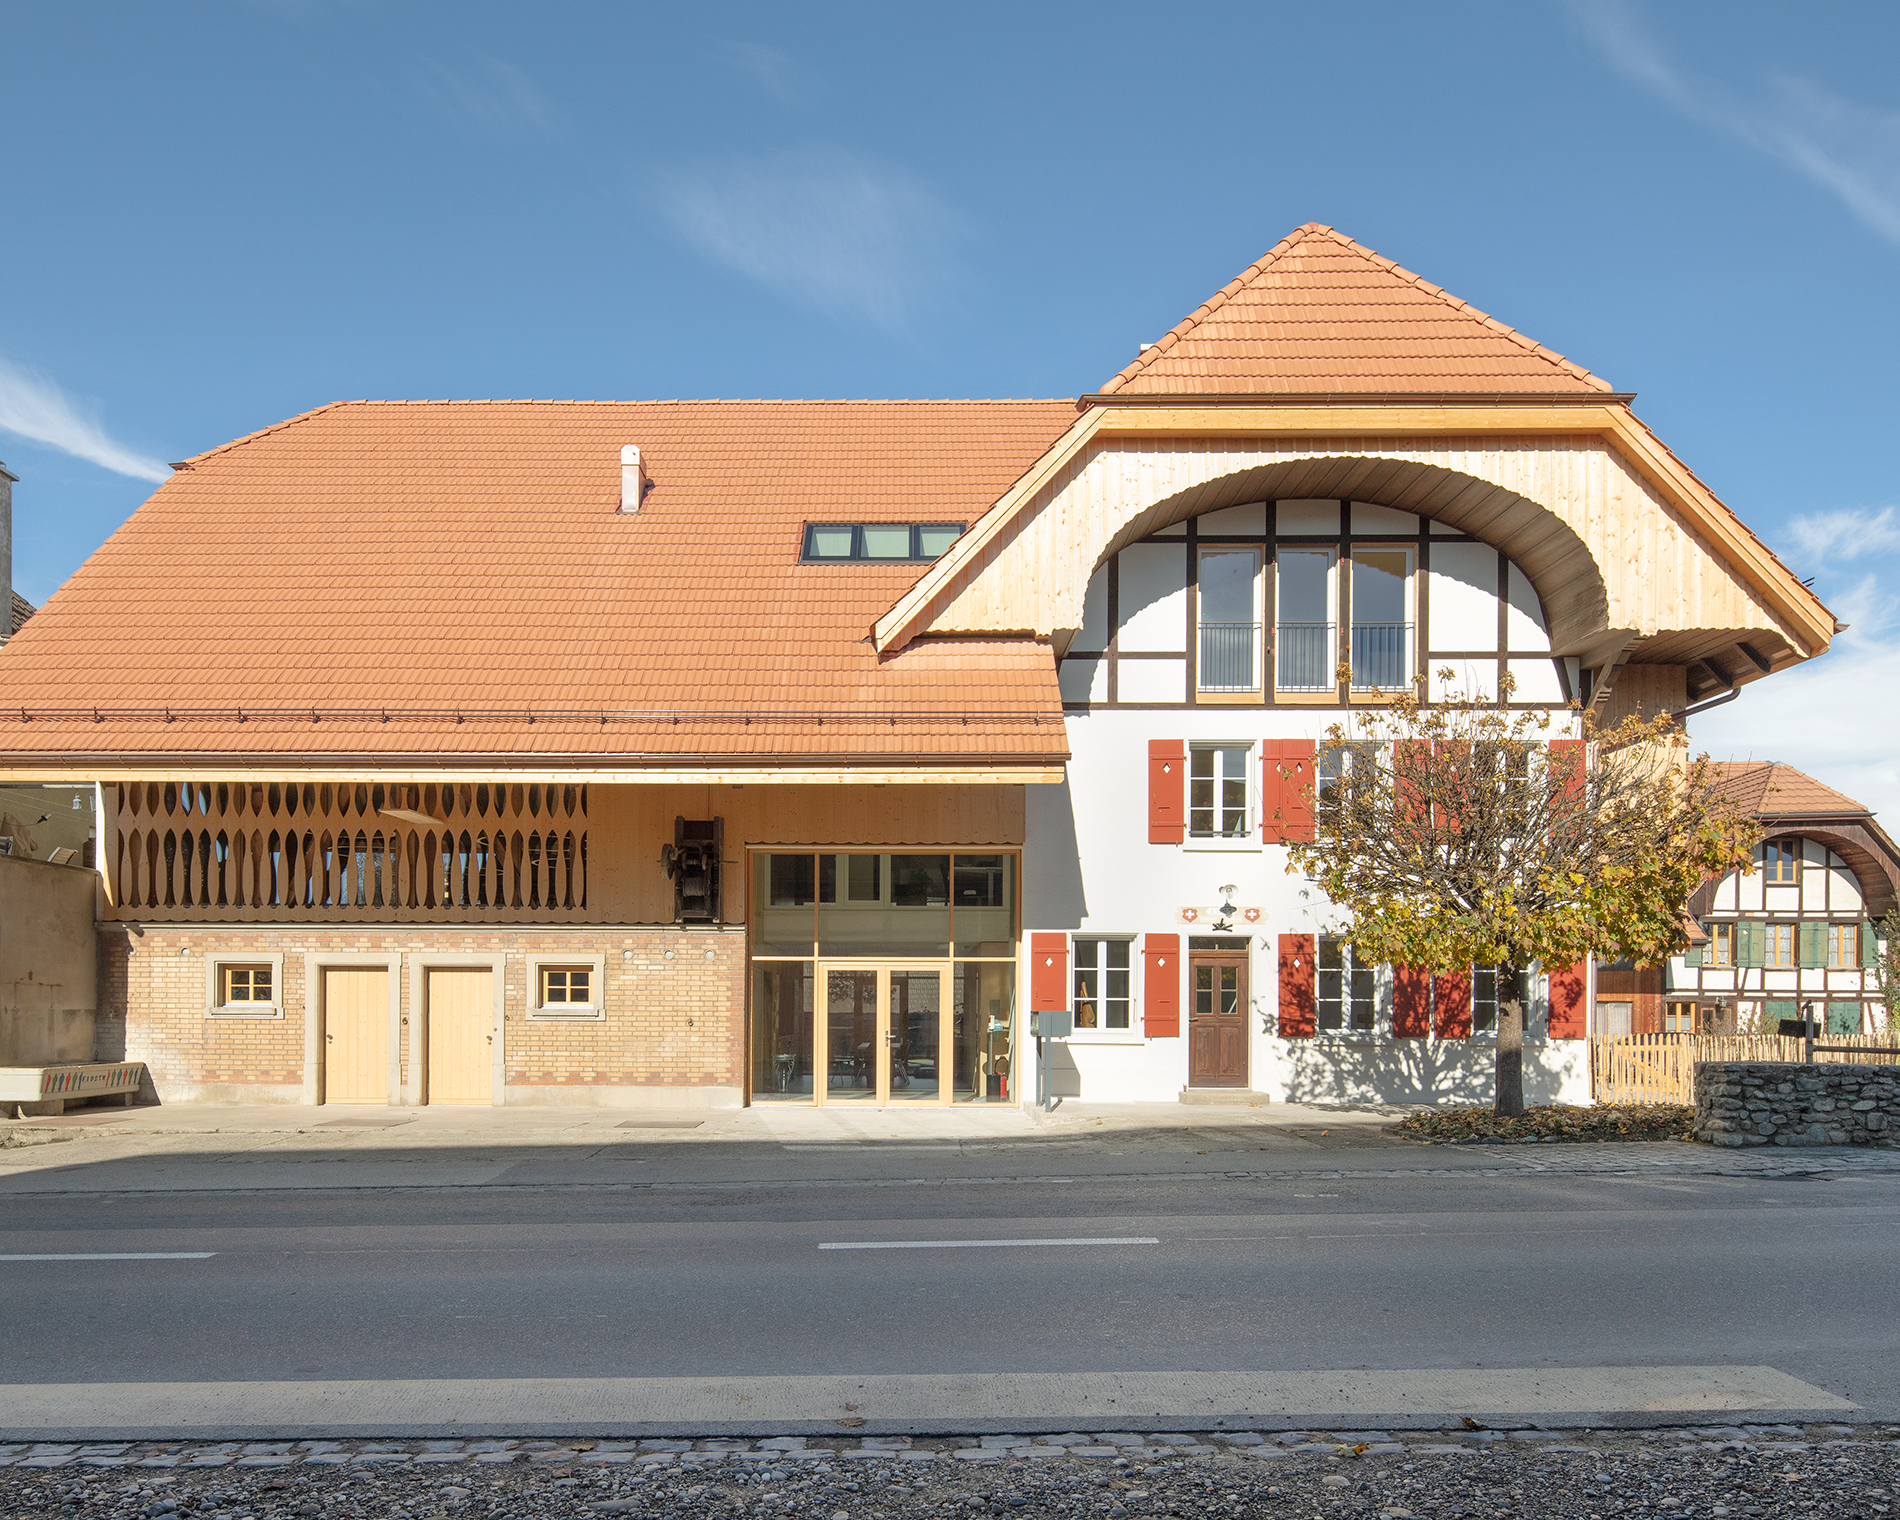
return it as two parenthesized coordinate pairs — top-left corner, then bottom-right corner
(0, 225), (1840, 1110)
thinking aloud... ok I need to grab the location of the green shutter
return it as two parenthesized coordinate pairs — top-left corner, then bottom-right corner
(1827, 1001), (1862, 1037)
(1684, 946), (1705, 968)
(1738, 920), (1765, 967)
(1798, 921), (1826, 968)
(1864, 921), (1882, 968)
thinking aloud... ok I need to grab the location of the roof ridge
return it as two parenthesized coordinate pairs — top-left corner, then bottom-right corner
(1100, 223), (1613, 396)
(306, 397), (1076, 407)
(178, 400), (352, 468)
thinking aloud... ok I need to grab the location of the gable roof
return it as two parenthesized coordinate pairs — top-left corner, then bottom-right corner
(0, 399), (1077, 772)
(1712, 761), (1875, 820)
(1098, 224), (1615, 398)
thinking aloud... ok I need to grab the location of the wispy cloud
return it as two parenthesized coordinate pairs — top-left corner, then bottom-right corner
(0, 359), (168, 483)
(720, 42), (805, 106)
(1785, 505), (1900, 564)
(1573, 1), (1900, 246)
(419, 57), (552, 138)
(654, 149), (963, 333)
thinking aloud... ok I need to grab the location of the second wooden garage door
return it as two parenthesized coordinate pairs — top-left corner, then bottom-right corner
(426, 968), (493, 1105)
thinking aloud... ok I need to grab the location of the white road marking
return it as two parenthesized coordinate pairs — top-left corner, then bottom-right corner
(0, 1252), (216, 1261)
(818, 1236), (1158, 1250)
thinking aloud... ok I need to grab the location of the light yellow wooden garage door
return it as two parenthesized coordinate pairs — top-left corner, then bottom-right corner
(324, 967), (388, 1103)
(427, 968), (492, 1105)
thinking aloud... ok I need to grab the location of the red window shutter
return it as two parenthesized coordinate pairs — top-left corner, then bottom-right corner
(1029, 932), (1068, 1012)
(1143, 934), (1181, 1038)
(1392, 965), (1431, 1037)
(1148, 740), (1185, 844)
(1393, 739), (1432, 837)
(1259, 741), (1286, 843)
(1433, 966), (1472, 1038)
(1549, 739), (1585, 806)
(1278, 933), (1316, 1037)
(1548, 959), (1589, 1038)
(1273, 741), (1317, 844)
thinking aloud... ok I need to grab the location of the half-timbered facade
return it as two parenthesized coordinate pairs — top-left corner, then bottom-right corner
(0, 225), (1840, 1109)
(1653, 763), (1896, 1039)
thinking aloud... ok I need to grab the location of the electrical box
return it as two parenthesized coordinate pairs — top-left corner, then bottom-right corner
(671, 816), (724, 925)
(1030, 1008), (1072, 1038)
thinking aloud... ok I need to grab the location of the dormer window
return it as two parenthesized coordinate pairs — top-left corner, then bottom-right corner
(800, 523), (966, 562)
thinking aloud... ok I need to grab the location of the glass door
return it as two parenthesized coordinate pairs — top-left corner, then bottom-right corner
(817, 963), (950, 1105)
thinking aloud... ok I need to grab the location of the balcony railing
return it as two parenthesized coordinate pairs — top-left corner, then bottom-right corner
(1349, 622), (1413, 691)
(1197, 622), (1258, 692)
(1275, 622), (1333, 692)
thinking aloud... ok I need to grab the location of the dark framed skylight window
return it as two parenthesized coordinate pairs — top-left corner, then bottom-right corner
(800, 524), (966, 562)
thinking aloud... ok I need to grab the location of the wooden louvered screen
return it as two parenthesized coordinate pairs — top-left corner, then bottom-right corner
(107, 780), (591, 923)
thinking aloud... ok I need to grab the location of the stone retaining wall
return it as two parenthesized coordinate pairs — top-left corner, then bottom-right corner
(1694, 1061), (1899, 1147)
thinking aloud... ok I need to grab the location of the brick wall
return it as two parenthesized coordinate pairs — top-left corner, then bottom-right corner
(97, 924), (744, 1104)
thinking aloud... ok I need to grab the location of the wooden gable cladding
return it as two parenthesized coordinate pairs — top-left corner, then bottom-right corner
(875, 420), (1833, 684)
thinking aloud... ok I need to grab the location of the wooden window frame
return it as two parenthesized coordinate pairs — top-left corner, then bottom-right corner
(1709, 922), (1734, 967)
(1826, 922), (1860, 969)
(1318, 935), (1379, 1037)
(1763, 922), (1794, 968)
(1762, 838), (1799, 885)
(204, 952), (285, 1020)
(1187, 742), (1254, 843)
(527, 953), (607, 1021)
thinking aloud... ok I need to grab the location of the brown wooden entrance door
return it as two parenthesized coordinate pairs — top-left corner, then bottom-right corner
(1188, 954), (1248, 1087)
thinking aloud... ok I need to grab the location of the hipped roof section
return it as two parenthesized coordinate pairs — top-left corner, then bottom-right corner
(1097, 223), (1615, 398)
(0, 399), (1077, 769)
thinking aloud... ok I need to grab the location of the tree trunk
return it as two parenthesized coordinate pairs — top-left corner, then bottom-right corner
(1494, 965), (1530, 1118)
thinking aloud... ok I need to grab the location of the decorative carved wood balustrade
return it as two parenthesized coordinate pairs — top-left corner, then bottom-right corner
(106, 780), (591, 923)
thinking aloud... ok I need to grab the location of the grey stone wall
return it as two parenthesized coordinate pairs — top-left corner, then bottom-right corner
(1695, 1061), (1899, 1147)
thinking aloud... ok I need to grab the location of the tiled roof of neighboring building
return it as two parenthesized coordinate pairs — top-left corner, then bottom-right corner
(0, 399), (1079, 765)
(1710, 761), (1873, 819)
(1098, 223), (1614, 397)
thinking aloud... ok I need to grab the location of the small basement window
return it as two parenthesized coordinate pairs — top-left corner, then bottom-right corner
(223, 964), (274, 1004)
(800, 524), (966, 562)
(541, 966), (592, 1006)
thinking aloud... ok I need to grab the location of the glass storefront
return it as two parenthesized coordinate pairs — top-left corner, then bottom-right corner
(750, 851), (1017, 1105)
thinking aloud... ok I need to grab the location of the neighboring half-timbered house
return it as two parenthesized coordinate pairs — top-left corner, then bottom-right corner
(0, 225), (1842, 1110)
(1654, 763), (1896, 1039)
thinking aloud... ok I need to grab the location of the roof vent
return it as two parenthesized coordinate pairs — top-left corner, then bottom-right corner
(1138, 343), (1154, 355)
(620, 445), (643, 513)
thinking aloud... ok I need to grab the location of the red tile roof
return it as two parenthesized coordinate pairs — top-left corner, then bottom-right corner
(1711, 761), (1873, 819)
(1098, 224), (1613, 397)
(0, 400), (1078, 766)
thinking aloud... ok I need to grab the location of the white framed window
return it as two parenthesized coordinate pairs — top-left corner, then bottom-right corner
(526, 952), (607, 1020)
(1197, 546), (1261, 693)
(1189, 743), (1252, 839)
(1072, 937), (1133, 1032)
(1472, 964), (1507, 1034)
(1318, 936), (1377, 1034)
(205, 953), (285, 1019)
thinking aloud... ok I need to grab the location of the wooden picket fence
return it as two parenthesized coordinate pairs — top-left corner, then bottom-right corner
(1589, 1033), (1900, 1105)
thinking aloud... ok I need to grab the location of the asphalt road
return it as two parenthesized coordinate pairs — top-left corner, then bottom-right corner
(4, 1141), (1898, 1425)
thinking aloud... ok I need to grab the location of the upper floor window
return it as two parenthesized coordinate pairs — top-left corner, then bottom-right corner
(1276, 548), (1335, 692)
(1189, 744), (1251, 838)
(801, 523), (966, 563)
(1709, 922), (1734, 966)
(1197, 547), (1261, 693)
(1763, 922), (1794, 967)
(1762, 838), (1800, 884)
(1827, 923), (1861, 968)
(1349, 548), (1413, 692)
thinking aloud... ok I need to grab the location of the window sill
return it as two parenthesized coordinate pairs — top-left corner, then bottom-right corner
(206, 1005), (281, 1020)
(1183, 838), (1263, 853)
(1065, 1030), (1145, 1045)
(527, 1006), (604, 1022)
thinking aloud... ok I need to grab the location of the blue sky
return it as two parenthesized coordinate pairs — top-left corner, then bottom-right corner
(2, 0), (1897, 813)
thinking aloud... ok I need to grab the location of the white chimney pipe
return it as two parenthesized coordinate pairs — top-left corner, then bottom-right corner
(620, 445), (642, 513)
